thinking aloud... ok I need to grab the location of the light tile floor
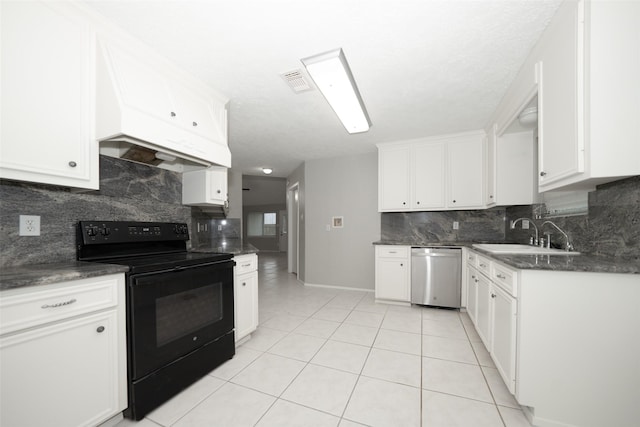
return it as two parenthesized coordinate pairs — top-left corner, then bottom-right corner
(117, 252), (532, 427)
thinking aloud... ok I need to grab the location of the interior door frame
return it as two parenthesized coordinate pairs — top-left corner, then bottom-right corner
(287, 182), (299, 275)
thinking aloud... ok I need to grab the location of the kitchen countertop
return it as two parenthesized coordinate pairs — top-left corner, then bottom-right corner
(191, 240), (259, 256)
(373, 240), (640, 274)
(0, 262), (129, 292)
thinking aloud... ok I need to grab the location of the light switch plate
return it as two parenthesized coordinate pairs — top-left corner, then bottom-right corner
(522, 219), (530, 229)
(19, 215), (40, 236)
(453, 221), (459, 230)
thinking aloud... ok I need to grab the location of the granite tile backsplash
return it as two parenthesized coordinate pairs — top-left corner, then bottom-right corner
(381, 208), (506, 244)
(506, 176), (640, 260)
(0, 156), (195, 267)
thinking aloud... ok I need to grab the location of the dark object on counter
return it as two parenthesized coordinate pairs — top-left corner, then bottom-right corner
(77, 221), (235, 420)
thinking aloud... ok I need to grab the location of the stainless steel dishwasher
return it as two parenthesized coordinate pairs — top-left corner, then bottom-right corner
(411, 247), (461, 308)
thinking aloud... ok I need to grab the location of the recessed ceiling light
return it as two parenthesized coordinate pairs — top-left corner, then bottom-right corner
(301, 48), (371, 134)
(262, 168), (273, 175)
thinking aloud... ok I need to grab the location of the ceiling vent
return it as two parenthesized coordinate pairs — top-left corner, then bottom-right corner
(280, 69), (314, 93)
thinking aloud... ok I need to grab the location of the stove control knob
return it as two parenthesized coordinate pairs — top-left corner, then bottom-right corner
(87, 226), (97, 237)
(181, 225), (188, 234)
(173, 225), (181, 234)
(100, 227), (110, 236)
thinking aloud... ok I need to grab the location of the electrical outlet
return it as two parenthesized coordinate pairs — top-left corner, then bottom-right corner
(19, 215), (40, 236)
(218, 225), (222, 231)
(453, 221), (459, 230)
(522, 219), (530, 229)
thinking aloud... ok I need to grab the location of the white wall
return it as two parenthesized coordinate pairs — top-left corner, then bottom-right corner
(304, 152), (380, 290)
(242, 175), (286, 206)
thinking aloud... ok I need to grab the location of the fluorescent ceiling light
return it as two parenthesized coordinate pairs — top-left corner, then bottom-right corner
(262, 168), (273, 175)
(301, 48), (371, 134)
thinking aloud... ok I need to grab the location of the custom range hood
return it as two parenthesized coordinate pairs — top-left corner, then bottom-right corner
(95, 37), (231, 172)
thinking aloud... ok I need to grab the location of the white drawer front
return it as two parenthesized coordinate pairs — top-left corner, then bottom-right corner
(376, 246), (409, 258)
(234, 254), (257, 275)
(492, 263), (517, 297)
(466, 250), (478, 266)
(0, 275), (121, 336)
(476, 255), (491, 276)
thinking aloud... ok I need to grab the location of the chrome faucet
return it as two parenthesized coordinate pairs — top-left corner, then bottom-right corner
(510, 217), (539, 246)
(541, 221), (574, 251)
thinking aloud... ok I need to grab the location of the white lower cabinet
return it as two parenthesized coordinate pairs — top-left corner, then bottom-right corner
(374, 245), (411, 303)
(465, 250), (518, 393)
(0, 274), (127, 427)
(233, 254), (259, 342)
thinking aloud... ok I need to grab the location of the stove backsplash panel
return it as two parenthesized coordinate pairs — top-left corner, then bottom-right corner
(0, 156), (192, 267)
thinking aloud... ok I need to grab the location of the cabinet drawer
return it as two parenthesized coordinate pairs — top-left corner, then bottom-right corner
(234, 254), (257, 275)
(466, 250), (478, 266)
(491, 263), (517, 297)
(476, 255), (491, 276)
(0, 275), (121, 336)
(376, 246), (409, 258)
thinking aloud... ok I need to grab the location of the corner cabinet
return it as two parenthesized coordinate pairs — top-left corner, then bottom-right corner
(182, 166), (229, 207)
(377, 131), (485, 212)
(0, 274), (127, 427)
(0, 1), (99, 190)
(374, 245), (411, 303)
(233, 254), (259, 343)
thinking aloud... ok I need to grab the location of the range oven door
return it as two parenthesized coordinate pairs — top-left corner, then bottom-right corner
(128, 260), (234, 380)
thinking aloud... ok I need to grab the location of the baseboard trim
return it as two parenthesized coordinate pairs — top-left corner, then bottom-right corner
(303, 282), (374, 293)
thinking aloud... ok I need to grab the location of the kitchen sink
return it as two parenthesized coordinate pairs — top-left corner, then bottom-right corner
(472, 243), (580, 255)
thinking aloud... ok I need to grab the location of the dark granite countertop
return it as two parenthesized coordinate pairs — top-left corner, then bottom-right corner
(0, 262), (129, 292)
(373, 240), (640, 274)
(191, 241), (259, 256)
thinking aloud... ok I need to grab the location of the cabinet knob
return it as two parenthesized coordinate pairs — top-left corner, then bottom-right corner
(490, 195), (494, 199)
(400, 263), (403, 267)
(452, 200), (456, 203)
(416, 201), (420, 205)
(540, 171), (547, 177)
(68, 161), (77, 168)
(491, 293), (497, 298)
(496, 274), (506, 279)
(170, 111), (176, 117)
(402, 202), (406, 205)
(242, 282), (246, 286)
(217, 190), (221, 194)
(96, 326), (105, 333)
(192, 121), (198, 127)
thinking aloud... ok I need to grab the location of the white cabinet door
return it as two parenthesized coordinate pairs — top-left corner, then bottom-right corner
(490, 284), (517, 394)
(466, 265), (479, 326)
(537, 2), (584, 187)
(413, 142), (445, 209)
(475, 273), (492, 348)
(378, 146), (411, 210)
(0, 310), (121, 427)
(0, 1), (98, 189)
(375, 258), (410, 302)
(234, 270), (258, 342)
(169, 81), (227, 145)
(448, 137), (484, 209)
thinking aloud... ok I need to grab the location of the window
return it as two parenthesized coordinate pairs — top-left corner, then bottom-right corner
(247, 212), (277, 237)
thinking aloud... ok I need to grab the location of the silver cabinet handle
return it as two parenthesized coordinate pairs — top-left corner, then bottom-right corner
(242, 263), (251, 267)
(496, 274), (506, 279)
(96, 326), (105, 333)
(389, 251), (397, 254)
(42, 298), (76, 309)
(68, 161), (77, 167)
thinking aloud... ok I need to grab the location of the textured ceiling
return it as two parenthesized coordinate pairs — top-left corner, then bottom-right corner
(83, 0), (562, 177)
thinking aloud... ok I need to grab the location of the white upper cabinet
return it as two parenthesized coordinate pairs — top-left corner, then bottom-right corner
(378, 131), (485, 212)
(488, 0), (640, 192)
(96, 37), (231, 168)
(0, 1), (99, 190)
(182, 166), (228, 207)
